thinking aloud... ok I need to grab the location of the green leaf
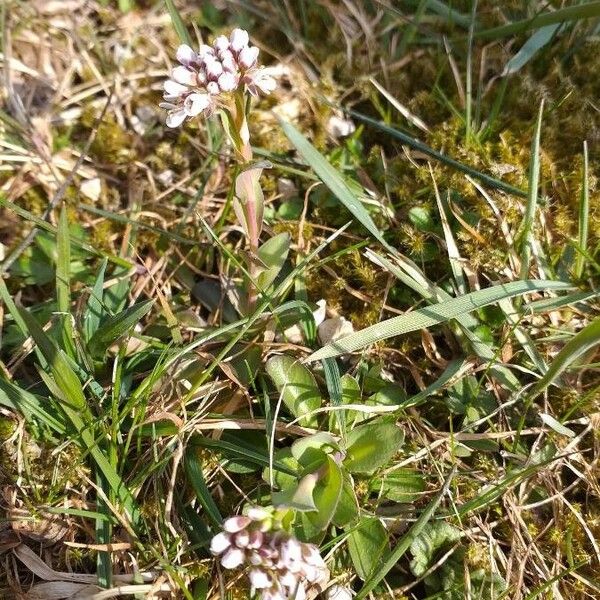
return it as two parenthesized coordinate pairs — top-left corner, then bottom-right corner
(332, 472), (359, 527)
(344, 420), (404, 474)
(56, 206), (74, 356)
(266, 355), (322, 427)
(530, 317), (600, 400)
(539, 413), (575, 438)
(88, 299), (153, 356)
(279, 118), (395, 253)
(346, 109), (526, 197)
(18, 307), (86, 411)
(184, 448), (222, 528)
(305, 455), (343, 534)
(84, 259), (107, 343)
(409, 522), (461, 577)
(347, 517), (389, 581)
(256, 232), (290, 290)
(518, 100), (544, 279)
(272, 471), (319, 512)
(373, 469), (426, 504)
(308, 279), (571, 361)
(18, 307), (140, 527)
(503, 24), (560, 75)
(164, 0), (193, 46)
(0, 377), (65, 434)
(575, 141), (589, 278)
(473, 2), (600, 40)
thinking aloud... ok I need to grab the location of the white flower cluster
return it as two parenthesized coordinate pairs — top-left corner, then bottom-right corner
(161, 29), (276, 128)
(210, 506), (329, 600)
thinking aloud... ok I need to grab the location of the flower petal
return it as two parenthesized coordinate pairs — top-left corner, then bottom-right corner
(213, 35), (230, 53)
(165, 109), (186, 128)
(163, 79), (187, 96)
(184, 93), (211, 117)
(221, 547), (245, 569)
(218, 72), (238, 92)
(239, 45), (259, 69)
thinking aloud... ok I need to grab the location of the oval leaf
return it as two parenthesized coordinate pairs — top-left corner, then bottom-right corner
(266, 355), (322, 427)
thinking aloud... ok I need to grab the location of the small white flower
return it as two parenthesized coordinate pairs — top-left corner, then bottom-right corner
(198, 44), (214, 59)
(206, 81), (220, 95)
(176, 44), (196, 65)
(205, 58), (223, 79)
(221, 547), (245, 569)
(245, 69), (276, 96)
(234, 528), (251, 548)
(326, 585), (353, 600)
(230, 28), (249, 53)
(210, 532), (232, 554)
(239, 45), (259, 69)
(246, 506), (271, 521)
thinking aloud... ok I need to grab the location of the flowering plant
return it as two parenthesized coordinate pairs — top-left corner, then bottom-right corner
(210, 506), (329, 600)
(161, 29), (279, 311)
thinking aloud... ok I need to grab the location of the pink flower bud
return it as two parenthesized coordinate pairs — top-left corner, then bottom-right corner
(218, 72), (238, 92)
(206, 81), (220, 95)
(205, 58), (223, 79)
(210, 532), (232, 554)
(223, 515), (251, 533)
(171, 66), (197, 86)
(230, 28), (249, 53)
(239, 45), (259, 69)
(213, 35), (229, 53)
(221, 547), (245, 569)
(249, 568), (272, 589)
(176, 44), (195, 65)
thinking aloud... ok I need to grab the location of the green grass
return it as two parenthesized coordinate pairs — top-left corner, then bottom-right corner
(0, 1), (599, 599)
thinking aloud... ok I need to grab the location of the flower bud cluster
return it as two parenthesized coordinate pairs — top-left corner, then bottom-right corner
(161, 28), (276, 128)
(210, 506), (329, 600)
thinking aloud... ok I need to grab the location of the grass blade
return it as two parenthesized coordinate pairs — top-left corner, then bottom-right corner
(473, 2), (600, 40)
(518, 100), (544, 279)
(279, 118), (395, 254)
(307, 280), (571, 361)
(56, 206), (74, 357)
(164, 0), (193, 46)
(575, 141), (589, 278)
(503, 24), (561, 75)
(346, 109), (526, 196)
(530, 317), (600, 400)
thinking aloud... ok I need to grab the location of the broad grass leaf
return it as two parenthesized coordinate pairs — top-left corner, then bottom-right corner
(308, 279), (571, 361)
(266, 355), (322, 427)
